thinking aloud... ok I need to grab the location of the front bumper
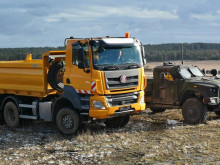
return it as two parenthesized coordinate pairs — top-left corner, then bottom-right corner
(89, 90), (145, 119)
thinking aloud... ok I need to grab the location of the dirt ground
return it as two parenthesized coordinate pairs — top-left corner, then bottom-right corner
(0, 109), (220, 165)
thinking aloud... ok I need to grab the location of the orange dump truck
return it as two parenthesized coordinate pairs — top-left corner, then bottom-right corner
(0, 34), (146, 134)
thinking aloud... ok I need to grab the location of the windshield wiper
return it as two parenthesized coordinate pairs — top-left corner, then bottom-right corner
(95, 65), (120, 70)
(103, 65), (120, 70)
(125, 63), (140, 69)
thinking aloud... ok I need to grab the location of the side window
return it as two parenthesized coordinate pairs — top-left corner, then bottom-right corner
(72, 43), (90, 67)
(164, 72), (174, 81)
(160, 72), (174, 81)
(72, 44), (81, 65)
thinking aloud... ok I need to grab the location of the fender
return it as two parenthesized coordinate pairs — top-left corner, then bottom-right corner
(52, 86), (81, 116)
(61, 85), (81, 109)
(1, 95), (19, 112)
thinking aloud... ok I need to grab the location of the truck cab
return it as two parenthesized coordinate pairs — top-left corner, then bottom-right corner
(54, 36), (146, 133)
(146, 63), (220, 124)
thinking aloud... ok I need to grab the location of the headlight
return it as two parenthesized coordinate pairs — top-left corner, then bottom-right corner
(210, 98), (217, 104)
(93, 100), (106, 109)
(139, 95), (145, 104)
(209, 97), (218, 105)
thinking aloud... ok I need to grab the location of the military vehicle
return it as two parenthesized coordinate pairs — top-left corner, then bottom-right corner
(145, 62), (220, 124)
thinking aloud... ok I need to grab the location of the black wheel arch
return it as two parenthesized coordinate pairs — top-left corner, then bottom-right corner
(1, 95), (19, 112)
(52, 86), (81, 121)
(180, 90), (203, 106)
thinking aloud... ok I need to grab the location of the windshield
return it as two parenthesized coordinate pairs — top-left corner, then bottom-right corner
(179, 68), (192, 79)
(189, 67), (204, 77)
(92, 46), (143, 70)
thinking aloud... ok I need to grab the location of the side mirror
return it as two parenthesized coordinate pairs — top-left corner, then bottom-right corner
(78, 62), (85, 69)
(77, 48), (85, 61)
(143, 59), (147, 65)
(97, 46), (105, 53)
(89, 40), (100, 47)
(142, 45), (145, 57)
(78, 62), (90, 73)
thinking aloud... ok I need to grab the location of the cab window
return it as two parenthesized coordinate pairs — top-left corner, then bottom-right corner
(72, 43), (90, 67)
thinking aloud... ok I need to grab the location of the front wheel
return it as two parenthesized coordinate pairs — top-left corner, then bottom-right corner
(105, 115), (130, 128)
(56, 107), (80, 135)
(182, 98), (208, 124)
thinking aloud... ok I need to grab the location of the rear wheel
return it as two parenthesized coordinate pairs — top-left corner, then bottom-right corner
(0, 111), (2, 124)
(4, 101), (20, 128)
(150, 108), (166, 113)
(56, 107), (80, 135)
(182, 98), (208, 124)
(105, 115), (130, 128)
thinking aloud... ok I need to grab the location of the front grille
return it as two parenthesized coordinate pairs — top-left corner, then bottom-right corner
(104, 69), (139, 89)
(106, 92), (139, 107)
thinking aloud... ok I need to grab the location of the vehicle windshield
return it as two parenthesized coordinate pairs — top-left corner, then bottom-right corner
(179, 68), (192, 79)
(189, 67), (204, 77)
(92, 45), (143, 70)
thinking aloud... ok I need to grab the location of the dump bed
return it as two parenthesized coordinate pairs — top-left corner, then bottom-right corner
(0, 51), (65, 98)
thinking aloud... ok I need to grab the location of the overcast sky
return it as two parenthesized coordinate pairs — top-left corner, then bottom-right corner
(1, 0), (220, 47)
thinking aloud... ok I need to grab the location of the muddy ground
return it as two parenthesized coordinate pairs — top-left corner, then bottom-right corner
(0, 109), (220, 165)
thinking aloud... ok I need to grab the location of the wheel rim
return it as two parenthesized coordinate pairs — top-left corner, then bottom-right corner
(62, 115), (73, 129)
(188, 106), (199, 119)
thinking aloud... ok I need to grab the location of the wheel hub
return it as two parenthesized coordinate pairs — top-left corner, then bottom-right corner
(9, 109), (15, 121)
(62, 115), (73, 128)
(188, 108), (194, 115)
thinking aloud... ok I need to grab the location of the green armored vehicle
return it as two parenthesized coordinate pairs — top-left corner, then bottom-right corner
(145, 63), (220, 124)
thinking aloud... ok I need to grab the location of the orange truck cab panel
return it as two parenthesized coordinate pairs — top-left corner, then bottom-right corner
(63, 36), (146, 119)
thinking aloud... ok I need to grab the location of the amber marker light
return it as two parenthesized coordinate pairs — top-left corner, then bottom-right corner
(125, 32), (130, 38)
(194, 85), (198, 88)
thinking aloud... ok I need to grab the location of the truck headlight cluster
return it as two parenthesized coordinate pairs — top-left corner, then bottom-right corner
(93, 100), (106, 109)
(209, 97), (219, 105)
(139, 95), (145, 104)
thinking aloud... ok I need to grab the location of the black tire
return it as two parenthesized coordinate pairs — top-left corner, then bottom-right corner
(150, 108), (166, 113)
(105, 115), (130, 129)
(182, 98), (208, 124)
(48, 61), (65, 91)
(0, 112), (3, 125)
(4, 102), (20, 128)
(56, 107), (80, 135)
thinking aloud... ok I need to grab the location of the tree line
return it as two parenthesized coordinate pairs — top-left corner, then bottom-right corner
(144, 43), (220, 61)
(0, 43), (220, 61)
(0, 47), (65, 61)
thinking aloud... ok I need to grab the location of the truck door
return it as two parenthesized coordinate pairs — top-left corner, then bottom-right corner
(68, 42), (91, 93)
(159, 72), (177, 104)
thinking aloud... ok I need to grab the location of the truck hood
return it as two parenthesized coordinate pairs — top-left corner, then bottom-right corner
(187, 76), (220, 87)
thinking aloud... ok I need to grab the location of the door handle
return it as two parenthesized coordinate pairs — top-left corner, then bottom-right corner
(66, 78), (71, 84)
